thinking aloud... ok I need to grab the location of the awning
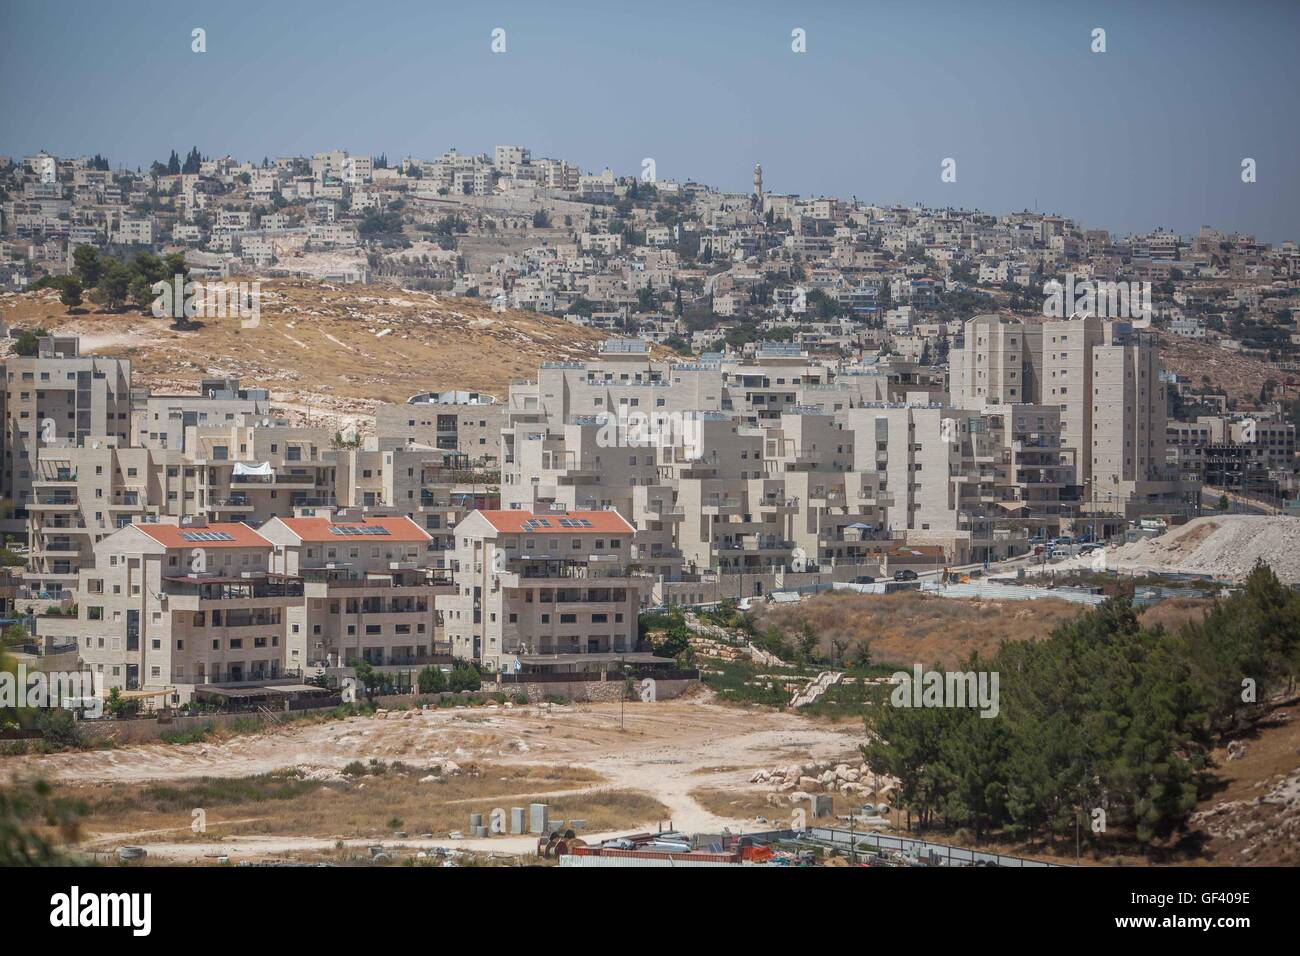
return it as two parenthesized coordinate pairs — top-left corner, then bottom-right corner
(119, 688), (173, 700)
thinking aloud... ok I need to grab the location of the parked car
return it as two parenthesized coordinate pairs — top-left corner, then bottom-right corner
(852, 575), (876, 584)
(1078, 543), (1103, 555)
(893, 569), (919, 581)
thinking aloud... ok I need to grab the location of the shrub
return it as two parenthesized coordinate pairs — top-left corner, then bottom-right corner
(416, 664), (446, 694)
(35, 710), (82, 751)
(448, 663), (481, 693)
(160, 723), (213, 745)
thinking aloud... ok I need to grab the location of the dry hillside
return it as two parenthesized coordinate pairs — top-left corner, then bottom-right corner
(1157, 333), (1279, 404)
(0, 280), (617, 428)
(752, 590), (1210, 669)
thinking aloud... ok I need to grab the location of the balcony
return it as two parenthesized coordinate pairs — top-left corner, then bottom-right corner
(230, 472), (318, 487)
(701, 496), (742, 515)
(216, 611), (283, 628)
(162, 576), (305, 603)
(302, 570), (451, 597)
(717, 538), (794, 554)
(346, 600), (429, 615)
(33, 469), (77, 485)
(210, 496), (254, 510)
(36, 540), (79, 552)
(497, 558), (645, 582)
(378, 653), (439, 667)
(642, 502), (685, 522)
(29, 496), (78, 511)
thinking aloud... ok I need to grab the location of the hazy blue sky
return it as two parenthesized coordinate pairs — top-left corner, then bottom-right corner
(2, 0), (1297, 241)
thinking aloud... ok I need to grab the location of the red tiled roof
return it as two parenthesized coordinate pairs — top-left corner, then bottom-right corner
(273, 515), (431, 543)
(476, 509), (635, 534)
(133, 522), (271, 549)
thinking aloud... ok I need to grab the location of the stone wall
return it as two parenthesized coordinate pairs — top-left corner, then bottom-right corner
(76, 709), (281, 745)
(485, 677), (694, 704)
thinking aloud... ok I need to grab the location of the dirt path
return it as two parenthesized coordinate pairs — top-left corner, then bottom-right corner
(5, 697), (862, 861)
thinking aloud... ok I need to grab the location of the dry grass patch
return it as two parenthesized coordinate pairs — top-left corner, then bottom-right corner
(753, 591), (1091, 669)
(541, 790), (670, 832)
(64, 763), (614, 843)
(1141, 596), (1214, 632)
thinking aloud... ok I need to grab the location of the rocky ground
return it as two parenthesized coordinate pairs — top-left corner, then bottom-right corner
(0, 279), (623, 430)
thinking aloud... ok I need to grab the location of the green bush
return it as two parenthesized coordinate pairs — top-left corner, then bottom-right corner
(448, 663), (481, 693)
(35, 710), (82, 751)
(160, 723), (213, 745)
(416, 664), (446, 694)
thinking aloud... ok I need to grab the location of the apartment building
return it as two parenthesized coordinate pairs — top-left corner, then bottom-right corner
(374, 391), (506, 460)
(329, 444), (498, 559)
(260, 514), (452, 669)
(494, 145), (531, 174)
(437, 509), (645, 674)
(26, 441), (179, 597)
(2, 335), (133, 533)
(1168, 415), (1298, 491)
(184, 422), (338, 522)
(951, 315), (1191, 517)
(132, 377), (271, 449)
(35, 519), (301, 702)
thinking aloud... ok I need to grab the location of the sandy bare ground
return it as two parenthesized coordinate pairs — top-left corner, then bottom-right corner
(3, 696), (862, 861)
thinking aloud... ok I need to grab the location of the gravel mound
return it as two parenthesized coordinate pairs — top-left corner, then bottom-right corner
(1108, 515), (1300, 582)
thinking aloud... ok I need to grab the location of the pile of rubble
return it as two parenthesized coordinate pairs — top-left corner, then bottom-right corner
(1189, 764), (1300, 865)
(372, 708), (419, 720)
(419, 759), (463, 781)
(751, 761), (898, 800)
(1107, 515), (1300, 583)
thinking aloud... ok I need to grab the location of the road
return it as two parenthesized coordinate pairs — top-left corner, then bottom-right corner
(1200, 486), (1281, 516)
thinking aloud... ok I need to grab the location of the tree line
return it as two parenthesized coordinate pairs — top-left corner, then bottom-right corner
(29, 244), (189, 316)
(862, 561), (1300, 849)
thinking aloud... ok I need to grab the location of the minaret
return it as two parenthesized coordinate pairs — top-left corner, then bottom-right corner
(752, 163), (763, 213)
